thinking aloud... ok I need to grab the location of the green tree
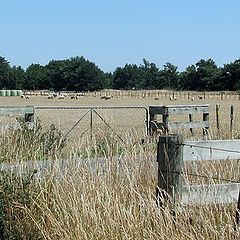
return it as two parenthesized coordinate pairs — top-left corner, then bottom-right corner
(25, 64), (49, 90)
(46, 57), (107, 91)
(179, 59), (220, 91)
(0, 56), (12, 89)
(218, 59), (240, 90)
(159, 62), (179, 89)
(112, 64), (144, 89)
(10, 66), (26, 89)
(140, 59), (161, 89)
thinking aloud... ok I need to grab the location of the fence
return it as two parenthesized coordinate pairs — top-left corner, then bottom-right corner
(149, 104), (209, 137)
(34, 106), (148, 141)
(87, 90), (240, 101)
(20, 90), (240, 101)
(0, 106), (34, 129)
(157, 135), (240, 226)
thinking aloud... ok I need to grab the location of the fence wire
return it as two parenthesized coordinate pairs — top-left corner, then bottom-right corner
(34, 106), (148, 142)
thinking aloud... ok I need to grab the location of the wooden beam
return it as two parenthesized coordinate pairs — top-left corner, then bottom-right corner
(182, 183), (240, 205)
(183, 139), (240, 161)
(168, 121), (209, 130)
(149, 105), (209, 115)
(0, 106), (34, 115)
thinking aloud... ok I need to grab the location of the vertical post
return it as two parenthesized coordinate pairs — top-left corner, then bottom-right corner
(24, 106), (34, 129)
(203, 112), (209, 140)
(216, 105), (220, 137)
(162, 114), (169, 134)
(90, 108), (93, 141)
(189, 114), (193, 135)
(230, 105), (234, 138)
(156, 135), (183, 206)
(236, 189), (240, 227)
(149, 113), (157, 136)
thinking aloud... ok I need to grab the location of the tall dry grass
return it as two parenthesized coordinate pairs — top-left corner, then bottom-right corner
(0, 120), (239, 239)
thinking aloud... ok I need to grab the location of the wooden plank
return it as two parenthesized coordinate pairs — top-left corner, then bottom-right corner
(0, 106), (34, 115)
(149, 105), (209, 115)
(150, 121), (209, 130)
(183, 140), (240, 161)
(0, 122), (34, 130)
(182, 183), (240, 204)
(168, 121), (209, 130)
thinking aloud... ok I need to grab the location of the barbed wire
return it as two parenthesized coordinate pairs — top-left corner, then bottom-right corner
(159, 170), (240, 184)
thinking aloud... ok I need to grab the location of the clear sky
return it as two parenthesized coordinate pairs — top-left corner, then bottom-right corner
(1, 0), (240, 72)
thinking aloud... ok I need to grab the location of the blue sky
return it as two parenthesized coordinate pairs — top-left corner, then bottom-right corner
(1, 0), (240, 72)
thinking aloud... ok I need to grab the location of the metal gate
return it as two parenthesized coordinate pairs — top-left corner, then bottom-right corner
(35, 106), (148, 142)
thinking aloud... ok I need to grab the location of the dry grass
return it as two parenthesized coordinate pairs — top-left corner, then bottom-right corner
(0, 94), (239, 239)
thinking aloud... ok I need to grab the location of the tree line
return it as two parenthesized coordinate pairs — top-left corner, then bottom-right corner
(1, 55), (240, 91)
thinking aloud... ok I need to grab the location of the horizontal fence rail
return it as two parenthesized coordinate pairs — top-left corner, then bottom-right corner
(183, 140), (240, 161)
(0, 106), (34, 129)
(157, 135), (240, 225)
(182, 183), (240, 205)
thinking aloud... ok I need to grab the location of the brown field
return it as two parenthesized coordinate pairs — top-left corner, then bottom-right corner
(1, 94), (240, 139)
(0, 93), (239, 239)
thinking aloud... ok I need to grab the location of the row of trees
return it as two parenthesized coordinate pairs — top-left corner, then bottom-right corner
(1, 56), (240, 91)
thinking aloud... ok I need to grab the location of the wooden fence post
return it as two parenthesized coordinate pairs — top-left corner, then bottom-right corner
(156, 135), (183, 206)
(230, 105), (234, 138)
(216, 105), (220, 137)
(149, 112), (157, 136)
(24, 106), (35, 129)
(236, 189), (240, 227)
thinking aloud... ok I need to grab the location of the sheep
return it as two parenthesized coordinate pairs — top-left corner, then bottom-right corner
(154, 97), (160, 100)
(100, 95), (112, 100)
(46, 95), (54, 99)
(58, 95), (64, 100)
(104, 95), (112, 100)
(70, 95), (79, 99)
(20, 95), (29, 99)
(198, 95), (203, 100)
(191, 96), (195, 101)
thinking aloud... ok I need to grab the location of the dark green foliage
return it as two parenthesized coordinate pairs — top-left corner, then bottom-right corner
(0, 57), (12, 89)
(2, 55), (240, 91)
(46, 56), (107, 91)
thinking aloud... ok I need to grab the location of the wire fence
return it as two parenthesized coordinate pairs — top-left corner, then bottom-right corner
(34, 106), (148, 142)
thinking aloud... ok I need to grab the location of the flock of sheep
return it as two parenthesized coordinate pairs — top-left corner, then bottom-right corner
(20, 92), (114, 100)
(20, 92), (204, 101)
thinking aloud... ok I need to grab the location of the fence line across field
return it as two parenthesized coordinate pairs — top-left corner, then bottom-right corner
(87, 90), (240, 101)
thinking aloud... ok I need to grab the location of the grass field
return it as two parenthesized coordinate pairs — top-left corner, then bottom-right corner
(0, 94), (239, 239)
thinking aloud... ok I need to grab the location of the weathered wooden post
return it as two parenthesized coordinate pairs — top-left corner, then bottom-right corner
(230, 105), (234, 138)
(236, 189), (240, 227)
(24, 106), (35, 129)
(189, 113), (193, 135)
(156, 135), (183, 207)
(203, 111), (209, 139)
(216, 104), (220, 137)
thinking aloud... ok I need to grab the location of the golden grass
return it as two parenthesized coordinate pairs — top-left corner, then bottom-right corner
(0, 94), (239, 239)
